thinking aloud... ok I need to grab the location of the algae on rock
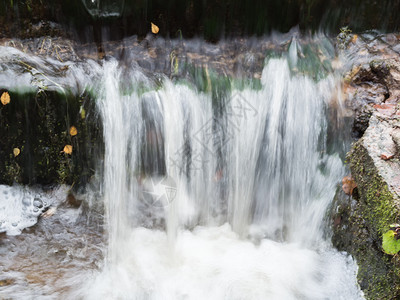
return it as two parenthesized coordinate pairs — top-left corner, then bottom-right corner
(0, 89), (103, 189)
(332, 128), (400, 299)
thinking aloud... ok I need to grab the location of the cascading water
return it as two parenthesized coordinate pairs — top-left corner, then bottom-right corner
(0, 35), (365, 299)
(82, 44), (363, 298)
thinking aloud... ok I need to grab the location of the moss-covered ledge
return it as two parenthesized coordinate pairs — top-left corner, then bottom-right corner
(0, 88), (103, 189)
(332, 113), (400, 299)
(349, 141), (400, 242)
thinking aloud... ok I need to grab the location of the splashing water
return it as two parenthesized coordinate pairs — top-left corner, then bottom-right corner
(0, 36), (364, 299)
(0, 185), (53, 235)
(86, 52), (363, 298)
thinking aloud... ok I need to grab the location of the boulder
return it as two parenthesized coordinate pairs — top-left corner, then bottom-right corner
(333, 33), (400, 299)
(332, 114), (400, 298)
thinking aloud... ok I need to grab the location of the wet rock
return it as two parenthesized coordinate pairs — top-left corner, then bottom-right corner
(66, 193), (82, 208)
(333, 111), (400, 299)
(342, 34), (400, 138)
(0, 278), (16, 286)
(334, 33), (400, 298)
(391, 131), (400, 158)
(351, 104), (373, 138)
(373, 103), (397, 116)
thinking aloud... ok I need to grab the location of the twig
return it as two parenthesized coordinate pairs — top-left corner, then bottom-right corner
(55, 45), (64, 62)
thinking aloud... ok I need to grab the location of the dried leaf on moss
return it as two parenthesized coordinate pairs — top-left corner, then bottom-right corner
(63, 145), (73, 154)
(13, 148), (20, 157)
(1, 92), (10, 105)
(70, 126), (78, 136)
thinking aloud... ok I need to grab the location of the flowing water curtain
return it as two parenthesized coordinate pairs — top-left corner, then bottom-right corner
(97, 60), (144, 263)
(161, 82), (211, 243)
(97, 56), (345, 248)
(222, 87), (269, 236)
(159, 56), (344, 243)
(252, 58), (344, 245)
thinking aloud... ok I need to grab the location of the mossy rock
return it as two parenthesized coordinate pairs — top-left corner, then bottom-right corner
(0, 88), (103, 189)
(333, 138), (400, 299)
(348, 141), (400, 241)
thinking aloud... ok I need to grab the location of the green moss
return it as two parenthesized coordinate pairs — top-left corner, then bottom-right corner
(0, 88), (103, 190)
(343, 140), (400, 299)
(349, 141), (399, 238)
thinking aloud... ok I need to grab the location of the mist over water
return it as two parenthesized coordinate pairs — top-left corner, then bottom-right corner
(0, 35), (364, 299)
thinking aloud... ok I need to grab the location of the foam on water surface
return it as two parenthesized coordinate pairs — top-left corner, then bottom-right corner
(82, 224), (363, 300)
(0, 185), (53, 235)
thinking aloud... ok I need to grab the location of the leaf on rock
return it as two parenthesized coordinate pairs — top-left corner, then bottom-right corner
(13, 148), (20, 157)
(342, 176), (357, 195)
(1, 92), (10, 105)
(382, 230), (400, 255)
(151, 22), (159, 34)
(63, 145), (73, 154)
(69, 126), (78, 136)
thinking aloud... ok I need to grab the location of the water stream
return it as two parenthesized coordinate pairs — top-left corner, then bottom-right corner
(0, 35), (364, 299)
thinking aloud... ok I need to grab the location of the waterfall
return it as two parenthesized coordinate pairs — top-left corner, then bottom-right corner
(88, 51), (363, 298)
(97, 57), (342, 245)
(0, 36), (363, 299)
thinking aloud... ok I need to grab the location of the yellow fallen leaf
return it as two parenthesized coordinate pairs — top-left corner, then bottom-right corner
(351, 34), (358, 43)
(63, 145), (73, 154)
(151, 22), (159, 34)
(1, 92), (10, 105)
(13, 148), (20, 157)
(69, 126), (78, 136)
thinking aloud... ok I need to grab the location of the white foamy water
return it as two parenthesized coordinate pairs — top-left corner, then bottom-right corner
(0, 37), (364, 299)
(82, 225), (361, 300)
(0, 185), (55, 235)
(89, 51), (364, 298)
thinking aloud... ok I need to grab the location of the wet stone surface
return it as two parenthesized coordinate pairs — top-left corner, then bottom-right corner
(0, 33), (333, 79)
(363, 114), (400, 197)
(331, 32), (400, 299)
(341, 32), (400, 138)
(0, 186), (51, 235)
(0, 189), (104, 298)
